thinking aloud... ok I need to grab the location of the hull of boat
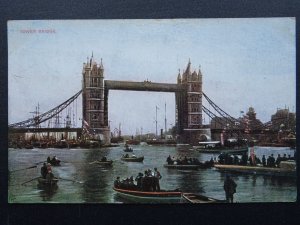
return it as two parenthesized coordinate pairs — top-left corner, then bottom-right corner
(181, 193), (224, 203)
(38, 177), (59, 186)
(121, 156), (144, 162)
(113, 187), (181, 203)
(163, 164), (200, 170)
(146, 140), (177, 146)
(123, 149), (133, 152)
(195, 147), (248, 154)
(214, 164), (296, 177)
(94, 160), (113, 166)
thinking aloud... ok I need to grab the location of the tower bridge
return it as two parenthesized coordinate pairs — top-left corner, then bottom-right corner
(9, 56), (280, 146)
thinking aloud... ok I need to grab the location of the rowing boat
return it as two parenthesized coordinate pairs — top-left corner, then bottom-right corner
(163, 164), (200, 170)
(37, 177), (59, 186)
(181, 193), (224, 203)
(92, 160), (113, 166)
(113, 187), (181, 203)
(121, 156), (144, 162)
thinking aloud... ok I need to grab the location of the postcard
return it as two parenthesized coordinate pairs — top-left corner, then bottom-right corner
(8, 18), (296, 203)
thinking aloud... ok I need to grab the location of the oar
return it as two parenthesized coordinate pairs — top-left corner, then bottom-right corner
(58, 177), (84, 184)
(10, 165), (37, 173)
(35, 161), (45, 165)
(89, 161), (98, 165)
(21, 176), (40, 185)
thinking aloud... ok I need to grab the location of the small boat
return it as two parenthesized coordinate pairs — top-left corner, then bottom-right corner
(181, 193), (224, 203)
(163, 164), (201, 170)
(37, 177), (59, 186)
(47, 157), (61, 166)
(113, 187), (182, 203)
(126, 139), (140, 145)
(92, 160), (113, 166)
(123, 147), (133, 152)
(121, 156), (144, 162)
(146, 139), (177, 146)
(194, 142), (248, 155)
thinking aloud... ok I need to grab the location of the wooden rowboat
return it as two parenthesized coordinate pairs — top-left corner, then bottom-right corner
(121, 156), (144, 162)
(163, 164), (200, 170)
(182, 193), (224, 203)
(113, 187), (181, 203)
(92, 160), (113, 166)
(37, 177), (59, 186)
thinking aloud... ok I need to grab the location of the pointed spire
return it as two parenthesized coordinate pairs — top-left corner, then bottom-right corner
(99, 58), (104, 69)
(177, 69), (181, 83)
(198, 65), (202, 76)
(185, 58), (191, 75)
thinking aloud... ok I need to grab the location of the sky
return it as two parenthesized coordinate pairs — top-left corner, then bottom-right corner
(8, 18), (296, 135)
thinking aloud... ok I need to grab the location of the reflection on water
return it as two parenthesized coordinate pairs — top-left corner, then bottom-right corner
(38, 184), (58, 202)
(8, 145), (296, 203)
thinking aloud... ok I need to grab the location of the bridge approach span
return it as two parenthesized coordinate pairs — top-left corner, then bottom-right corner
(104, 80), (184, 92)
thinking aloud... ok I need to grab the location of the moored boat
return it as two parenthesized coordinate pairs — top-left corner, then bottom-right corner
(146, 139), (177, 146)
(113, 187), (182, 203)
(126, 139), (140, 145)
(121, 156), (144, 162)
(194, 142), (248, 154)
(214, 161), (296, 178)
(181, 193), (224, 203)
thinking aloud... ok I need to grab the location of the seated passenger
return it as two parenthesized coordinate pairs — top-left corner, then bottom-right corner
(114, 177), (121, 188)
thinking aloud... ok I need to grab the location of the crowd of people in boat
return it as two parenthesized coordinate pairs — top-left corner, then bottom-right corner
(166, 155), (214, 167)
(114, 168), (162, 191)
(218, 152), (296, 168)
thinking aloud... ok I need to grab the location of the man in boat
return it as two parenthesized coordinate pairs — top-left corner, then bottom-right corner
(47, 156), (51, 163)
(41, 163), (48, 179)
(153, 168), (162, 191)
(262, 155), (266, 167)
(114, 177), (121, 188)
(275, 154), (282, 167)
(224, 175), (237, 203)
(124, 154), (129, 158)
(101, 156), (107, 162)
(166, 155), (173, 165)
(135, 172), (144, 190)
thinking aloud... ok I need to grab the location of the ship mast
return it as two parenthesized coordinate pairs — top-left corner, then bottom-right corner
(165, 102), (167, 139)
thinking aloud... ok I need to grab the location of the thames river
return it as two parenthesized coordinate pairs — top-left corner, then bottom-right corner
(8, 145), (296, 203)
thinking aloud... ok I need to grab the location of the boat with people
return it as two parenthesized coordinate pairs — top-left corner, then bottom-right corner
(121, 154), (144, 162)
(37, 177), (59, 187)
(123, 143), (133, 152)
(113, 187), (182, 203)
(164, 164), (200, 170)
(91, 160), (113, 166)
(181, 193), (224, 203)
(164, 155), (214, 170)
(194, 140), (248, 154)
(47, 156), (61, 166)
(214, 160), (296, 178)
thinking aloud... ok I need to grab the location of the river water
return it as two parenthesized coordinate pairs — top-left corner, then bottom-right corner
(8, 145), (296, 203)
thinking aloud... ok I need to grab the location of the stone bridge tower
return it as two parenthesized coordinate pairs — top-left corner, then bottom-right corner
(177, 60), (205, 144)
(82, 55), (110, 144)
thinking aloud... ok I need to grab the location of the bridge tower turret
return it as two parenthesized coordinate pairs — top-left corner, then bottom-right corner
(178, 60), (206, 144)
(82, 55), (110, 144)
